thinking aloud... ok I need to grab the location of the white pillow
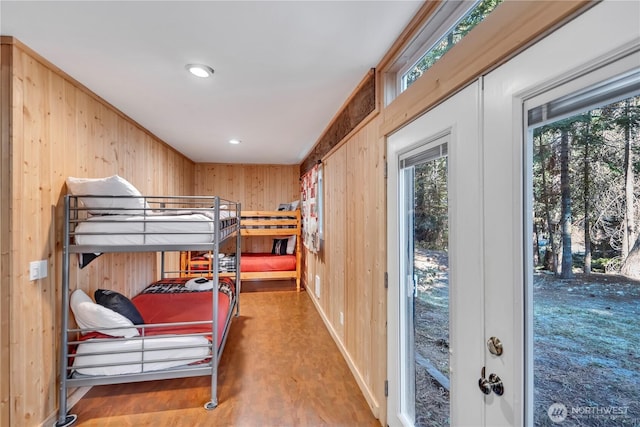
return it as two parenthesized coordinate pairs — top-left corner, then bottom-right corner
(289, 200), (300, 210)
(287, 235), (296, 255)
(66, 175), (147, 215)
(70, 289), (139, 338)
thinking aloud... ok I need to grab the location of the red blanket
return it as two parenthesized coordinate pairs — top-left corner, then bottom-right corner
(241, 253), (296, 272)
(132, 290), (230, 347)
(78, 279), (233, 349)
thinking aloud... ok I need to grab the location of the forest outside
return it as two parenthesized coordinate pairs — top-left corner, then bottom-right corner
(532, 95), (640, 280)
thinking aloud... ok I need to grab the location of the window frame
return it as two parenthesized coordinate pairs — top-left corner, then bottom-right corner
(396, 0), (481, 96)
(384, 1), (479, 106)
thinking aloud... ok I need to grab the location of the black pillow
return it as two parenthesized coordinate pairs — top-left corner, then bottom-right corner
(272, 238), (288, 255)
(94, 289), (144, 325)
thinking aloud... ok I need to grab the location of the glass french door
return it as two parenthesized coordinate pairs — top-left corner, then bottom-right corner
(387, 81), (484, 427)
(481, 1), (639, 426)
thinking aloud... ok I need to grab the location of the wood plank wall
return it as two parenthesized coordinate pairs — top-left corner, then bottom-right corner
(303, 115), (386, 421)
(0, 38), (195, 427)
(0, 36), (12, 427)
(194, 163), (300, 253)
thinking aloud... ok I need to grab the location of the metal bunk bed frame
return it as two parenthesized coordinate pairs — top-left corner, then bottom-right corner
(55, 195), (241, 427)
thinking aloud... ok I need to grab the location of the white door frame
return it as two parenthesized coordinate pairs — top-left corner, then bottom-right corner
(387, 81), (484, 427)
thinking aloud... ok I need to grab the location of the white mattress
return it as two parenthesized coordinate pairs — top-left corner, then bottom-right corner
(72, 335), (211, 376)
(74, 214), (218, 245)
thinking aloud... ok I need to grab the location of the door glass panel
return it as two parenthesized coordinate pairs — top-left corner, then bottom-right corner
(529, 93), (640, 426)
(404, 149), (450, 426)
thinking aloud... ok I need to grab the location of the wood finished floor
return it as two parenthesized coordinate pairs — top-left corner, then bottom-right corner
(69, 287), (380, 427)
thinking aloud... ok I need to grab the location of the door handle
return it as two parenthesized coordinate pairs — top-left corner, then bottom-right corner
(478, 366), (504, 396)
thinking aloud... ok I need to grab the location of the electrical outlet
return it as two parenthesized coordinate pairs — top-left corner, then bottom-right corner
(339, 311), (344, 325)
(315, 275), (321, 298)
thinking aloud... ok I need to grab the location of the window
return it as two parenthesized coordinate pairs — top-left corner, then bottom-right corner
(399, 138), (450, 425)
(523, 62), (640, 424)
(384, 0), (502, 105)
(401, 0), (502, 92)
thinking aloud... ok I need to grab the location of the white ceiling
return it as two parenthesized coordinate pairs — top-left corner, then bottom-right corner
(1, 1), (423, 165)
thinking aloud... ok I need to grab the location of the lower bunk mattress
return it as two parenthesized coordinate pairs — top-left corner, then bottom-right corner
(186, 253), (296, 273)
(241, 253), (296, 272)
(71, 277), (235, 377)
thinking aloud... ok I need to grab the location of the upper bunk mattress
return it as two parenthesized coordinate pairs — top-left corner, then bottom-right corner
(73, 214), (236, 246)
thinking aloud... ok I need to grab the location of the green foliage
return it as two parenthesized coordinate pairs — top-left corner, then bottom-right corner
(414, 157), (448, 251)
(404, 0), (503, 88)
(572, 254), (612, 273)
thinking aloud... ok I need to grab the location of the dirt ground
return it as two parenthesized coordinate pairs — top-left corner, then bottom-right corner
(413, 249), (640, 426)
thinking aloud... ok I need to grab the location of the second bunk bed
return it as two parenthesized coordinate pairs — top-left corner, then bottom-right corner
(56, 175), (241, 427)
(180, 208), (302, 291)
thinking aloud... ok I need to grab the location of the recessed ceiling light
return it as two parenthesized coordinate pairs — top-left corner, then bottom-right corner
(185, 64), (214, 78)
(229, 139), (241, 145)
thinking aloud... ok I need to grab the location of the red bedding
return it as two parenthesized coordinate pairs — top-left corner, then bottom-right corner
(241, 253), (296, 272)
(79, 278), (234, 348)
(132, 291), (230, 347)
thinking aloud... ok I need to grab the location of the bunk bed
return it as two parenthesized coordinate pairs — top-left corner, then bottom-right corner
(181, 209), (302, 291)
(56, 180), (241, 427)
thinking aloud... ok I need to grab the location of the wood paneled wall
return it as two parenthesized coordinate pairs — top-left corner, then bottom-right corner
(303, 115), (386, 422)
(0, 38), (195, 427)
(194, 163), (300, 253)
(1, 35), (12, 427)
